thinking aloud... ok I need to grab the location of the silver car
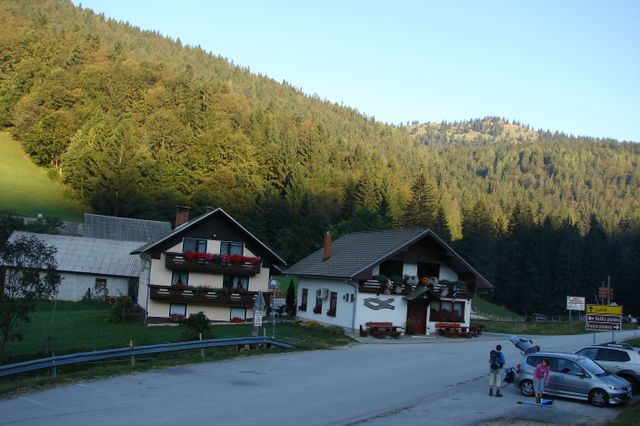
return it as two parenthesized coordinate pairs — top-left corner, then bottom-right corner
(510, 338), (632, 407)
(574, 342), (640, 393)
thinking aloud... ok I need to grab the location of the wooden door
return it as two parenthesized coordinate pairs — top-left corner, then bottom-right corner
(407, 300), (427, 334)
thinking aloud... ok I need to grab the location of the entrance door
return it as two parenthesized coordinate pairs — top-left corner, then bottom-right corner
(407, 300), (427, 334)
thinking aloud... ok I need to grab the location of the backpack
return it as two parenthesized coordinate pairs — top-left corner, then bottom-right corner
(489, 350), (502, 370)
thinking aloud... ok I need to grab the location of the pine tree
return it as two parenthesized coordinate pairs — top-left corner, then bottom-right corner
(285, 279), (296, 316)
(582, 214), (609, 301)
(402, 173), (437, 228)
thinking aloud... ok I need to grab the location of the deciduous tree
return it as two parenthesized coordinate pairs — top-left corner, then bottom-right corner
(0, 236), (60, 362)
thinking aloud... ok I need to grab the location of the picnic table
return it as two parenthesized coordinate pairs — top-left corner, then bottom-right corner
(364, 321), (401, 338)
(469, 324), (485, 336)
(435, 322), (473, 338)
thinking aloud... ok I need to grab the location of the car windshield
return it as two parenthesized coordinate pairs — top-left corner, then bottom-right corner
(576, 357), (608, 376)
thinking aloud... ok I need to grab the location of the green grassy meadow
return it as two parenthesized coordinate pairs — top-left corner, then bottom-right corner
(0, 131), (85, 221)
(474, 296), (524, 321)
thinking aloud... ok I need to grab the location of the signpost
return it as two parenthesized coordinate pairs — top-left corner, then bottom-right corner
(566, 296), (585, 311)
(269, 279), (277, 338)
(253, 291), (265, 335)
(585, 304), (622, 315)
(566, 296), (585, 329)
(585, 304), (623, 342)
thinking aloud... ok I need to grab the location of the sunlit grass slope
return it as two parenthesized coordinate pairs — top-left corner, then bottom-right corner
(0, 131), (84, 221)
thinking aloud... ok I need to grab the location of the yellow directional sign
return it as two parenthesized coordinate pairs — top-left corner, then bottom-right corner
(586, 304), (623, 315)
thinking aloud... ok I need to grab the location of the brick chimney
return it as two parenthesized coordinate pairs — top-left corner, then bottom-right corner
(175, 206), (191, 227)
(322, 231), (332, 261)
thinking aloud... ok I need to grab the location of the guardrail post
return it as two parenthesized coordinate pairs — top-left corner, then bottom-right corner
(199, 333), (205, 358)
(51, 352), (57, 379)
(130, 340), (135, 366)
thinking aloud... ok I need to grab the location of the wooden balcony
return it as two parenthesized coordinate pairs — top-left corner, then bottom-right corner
(358, 279), (472, 299)
(164, 252), (261, 276)
(149, 285), (271, 308)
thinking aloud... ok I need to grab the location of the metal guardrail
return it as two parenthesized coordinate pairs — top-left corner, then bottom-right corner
(0, 336), (295, 378)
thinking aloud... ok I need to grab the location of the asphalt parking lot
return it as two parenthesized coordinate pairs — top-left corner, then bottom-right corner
(0, 330), (637, 426)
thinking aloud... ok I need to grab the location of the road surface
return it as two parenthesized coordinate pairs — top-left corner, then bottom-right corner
(1, 329), (638, 425)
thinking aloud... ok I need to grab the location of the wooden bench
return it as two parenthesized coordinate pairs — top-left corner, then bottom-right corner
(366, 321), (401, 338)
(435, 323), (472, 338)
(469, 324), (485, 336)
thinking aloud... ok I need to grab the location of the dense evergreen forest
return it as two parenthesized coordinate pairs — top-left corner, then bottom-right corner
(1, 0), (639, 315)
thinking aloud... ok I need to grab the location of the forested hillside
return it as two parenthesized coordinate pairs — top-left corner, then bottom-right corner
(1, 0), (639, 315)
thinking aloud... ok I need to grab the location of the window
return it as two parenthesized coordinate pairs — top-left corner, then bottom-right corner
(327, 291), (337, 317)
(223, 275), (248, 290)
(576, 348), (598, 359)
(418, 262), (440, 280)
(452, 302), (464, 321)
(430, 301), (464, 322)
(299, 288), (308, 311)
(599, 349), (631, 362)
(528, 356), (560, 372)
(94, 278), (107, 291)
(230, 307), (246, 321)
(169, 303), (186, 318)
(313, 295), (323, 314)
(221, 241), (244, 255)
(343, 293), (353, 302)
(526, 356), (540, 367)
(183, 238), (207, 253)
(556, 358), (582, 375)
(171, 271), (189, 286)
(379, 259), (403, 280)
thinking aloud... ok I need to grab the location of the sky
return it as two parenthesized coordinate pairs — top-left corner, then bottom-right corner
(73, 0), (640, 142)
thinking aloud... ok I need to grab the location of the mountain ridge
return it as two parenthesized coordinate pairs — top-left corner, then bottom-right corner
(1, 0), (639, 260)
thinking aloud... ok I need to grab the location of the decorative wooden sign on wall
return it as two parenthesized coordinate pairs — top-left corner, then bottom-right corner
(363, 298), (395, 310)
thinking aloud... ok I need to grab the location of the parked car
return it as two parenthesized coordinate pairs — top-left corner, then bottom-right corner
(509, 336), (632, 407)
(526, 313), (547, 322)
(574, 342), (640, 393)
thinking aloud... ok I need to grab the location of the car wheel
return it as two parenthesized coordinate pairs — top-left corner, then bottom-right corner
(589, 389), (609, 407)
(519, 379), (534, 397)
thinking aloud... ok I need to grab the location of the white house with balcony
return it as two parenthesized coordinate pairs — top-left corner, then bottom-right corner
(285, 229), (492, 335)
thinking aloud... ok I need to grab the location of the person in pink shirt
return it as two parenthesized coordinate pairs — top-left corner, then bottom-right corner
(533, 358), (551, 403)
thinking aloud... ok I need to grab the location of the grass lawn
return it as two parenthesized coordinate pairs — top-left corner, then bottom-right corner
(472, 319), (596, 335)
(0, 301), (353, 397)
(0, 131), (85, 221)
(608, 398), (640, 426)
(474, 296), (524, 321)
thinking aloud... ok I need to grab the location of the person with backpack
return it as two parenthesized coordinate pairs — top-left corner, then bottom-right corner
(489, 344), (506, 397)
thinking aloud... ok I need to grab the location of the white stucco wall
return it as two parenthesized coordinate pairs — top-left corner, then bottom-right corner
(295, 278), (357, 330)
(55, 272), (129, 302)
(354, 293), (408, 330)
